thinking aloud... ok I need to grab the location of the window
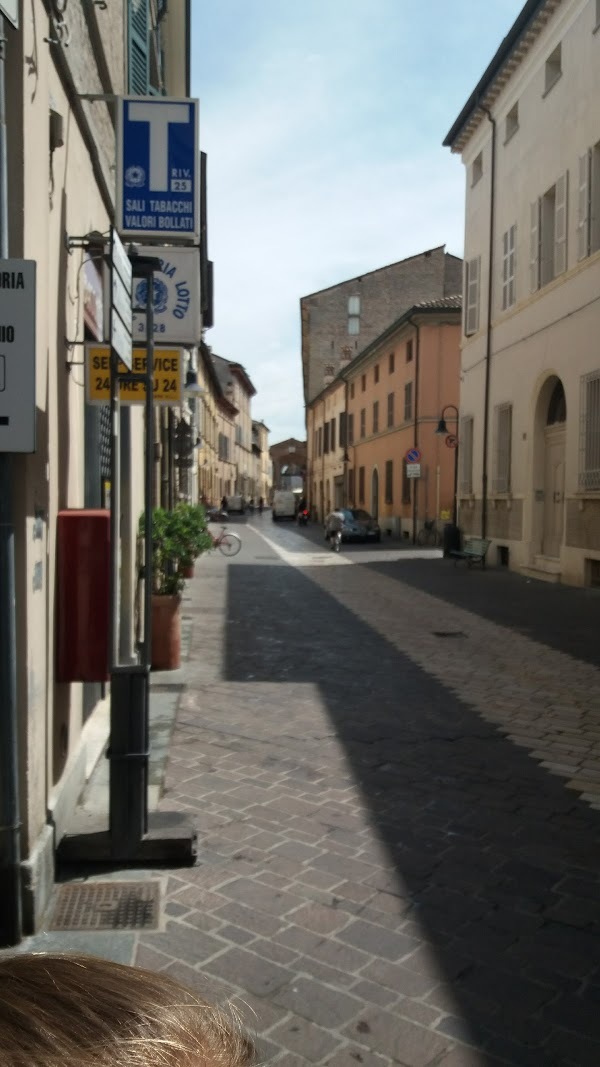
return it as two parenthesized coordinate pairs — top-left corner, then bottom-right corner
(389, 351), (395, 373)
(465, 256), (481, 334)
(348, 413), (354, 445)
(385, 460), (393, 504)
(361, 374), (366, 392)
(372, 401), (379, 434)
(350, 382), (355, 399)
(348, 468), (355, 504)
(404, 382), (413, 422)
(459, 416), (474, 494)
(324, 422), (330, 453)
(579, 371), (600, 490)
(387, 392), (394, 428)
(406, 339), (413, 363)
(577, 142), (600, 260)
(313, 429), (318, 459)
(493, 403), (512, 493)
(317, 427), (322, 456)
(544, 43), (562, 95)
(374, 364), (380, 384)
(348, 295), (360, 336)
(471, 151), (483, 186)
(531, 174), (568, 290)
(402, 460), (411, 504)
(330, 418), (336, 452)
(358, 466), (365, 504)
(596, 0), (600, 28)
(339, 411), (347, 447)
(505, 102), (519, 142)
(360, 408), (366, 438)
(502, 224), (517, 310)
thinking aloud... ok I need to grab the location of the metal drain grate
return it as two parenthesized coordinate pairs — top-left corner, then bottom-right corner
(432, 631), (466, 638)
(49, 881), (160, 931)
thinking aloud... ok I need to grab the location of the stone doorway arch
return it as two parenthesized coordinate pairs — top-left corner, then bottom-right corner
(532, 376), (566, 558)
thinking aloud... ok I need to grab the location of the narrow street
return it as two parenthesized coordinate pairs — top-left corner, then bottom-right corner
(23, 518), (600, 1066)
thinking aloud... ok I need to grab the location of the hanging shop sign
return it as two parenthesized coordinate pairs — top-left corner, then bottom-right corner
(131, 246), (201, 344)
(85, 345), (182, 406)
(116, 96), (200, 241)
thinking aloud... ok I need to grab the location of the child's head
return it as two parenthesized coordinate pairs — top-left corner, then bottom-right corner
(0, 953), (255, 1066)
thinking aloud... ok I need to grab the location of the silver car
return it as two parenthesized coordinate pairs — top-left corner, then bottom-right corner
(324, 508), (381, 543)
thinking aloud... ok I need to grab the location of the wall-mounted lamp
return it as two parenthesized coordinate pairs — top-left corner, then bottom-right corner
(184, 369), (205, 395)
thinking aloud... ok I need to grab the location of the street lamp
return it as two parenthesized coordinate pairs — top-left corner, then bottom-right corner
(434, 404), (459, 528)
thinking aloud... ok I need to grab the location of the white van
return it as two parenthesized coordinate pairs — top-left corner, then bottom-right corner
(272, 490), (296, 521)
(225, 494), (245, 513)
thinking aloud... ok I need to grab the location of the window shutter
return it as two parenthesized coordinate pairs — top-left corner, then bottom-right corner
(459, 416), (474, 494)
(128, 0), (150, 94)
(554, 171), (568, 276)
(502, 230), (509, 310)
(577, 152), (590, 261)
(466, 256), (480, 335)
(529, 200), (540, 292)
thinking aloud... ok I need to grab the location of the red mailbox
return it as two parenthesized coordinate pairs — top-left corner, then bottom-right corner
(56, 509), (110, 682)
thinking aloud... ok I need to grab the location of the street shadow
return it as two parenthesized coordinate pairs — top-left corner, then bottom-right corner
(225, 563), (600, 1066)
(363, 558), (600, 669)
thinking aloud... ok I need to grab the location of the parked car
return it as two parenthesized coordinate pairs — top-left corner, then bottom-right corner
(324, 508), (381, 543)
(225, 494), (245, 514)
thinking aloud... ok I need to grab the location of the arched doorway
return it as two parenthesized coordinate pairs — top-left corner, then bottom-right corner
(371, 468), (379, 519)
(538, 377), (566, 557)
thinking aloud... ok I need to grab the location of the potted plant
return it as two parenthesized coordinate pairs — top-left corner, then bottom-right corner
(140, 504), (212, 671)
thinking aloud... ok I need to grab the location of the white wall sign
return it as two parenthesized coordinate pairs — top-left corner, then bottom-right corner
(406, 463), (421, 479)
(0, 2), (18, 29)
(0, 260), (36, 453)
(131, 246), (201, 344)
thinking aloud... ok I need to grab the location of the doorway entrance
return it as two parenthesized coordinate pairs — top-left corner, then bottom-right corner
(371, 468), (379, 519)
(541, 379), (566, 557)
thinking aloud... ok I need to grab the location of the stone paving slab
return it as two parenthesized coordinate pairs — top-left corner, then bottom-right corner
(11, 523), (600, 1066)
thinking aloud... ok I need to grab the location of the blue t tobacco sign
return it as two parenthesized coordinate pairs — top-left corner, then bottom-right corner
(117, 97), (200, 242)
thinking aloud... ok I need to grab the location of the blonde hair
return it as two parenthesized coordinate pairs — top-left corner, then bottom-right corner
(0, 953), (255, 1066)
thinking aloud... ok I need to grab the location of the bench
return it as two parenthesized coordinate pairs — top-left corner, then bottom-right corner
(450, 537), (491, 569)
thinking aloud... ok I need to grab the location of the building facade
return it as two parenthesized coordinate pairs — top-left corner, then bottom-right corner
(270, 438), (307, 496)
(1, 0), (190, 939)
(301, 246), (463, 406)
(307, 300), (462, 534)
(251, 421), (272, 502)
(445, 0), (600, 585)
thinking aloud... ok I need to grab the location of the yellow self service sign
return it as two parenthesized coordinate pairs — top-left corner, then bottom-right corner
(86, 345), (182, 405)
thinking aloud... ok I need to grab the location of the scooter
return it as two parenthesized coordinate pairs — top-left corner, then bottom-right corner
(297, 508), (309, 526)
(330, 529), (342, 553)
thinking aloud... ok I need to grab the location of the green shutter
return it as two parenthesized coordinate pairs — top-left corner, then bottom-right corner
(128, 0), (149, 94)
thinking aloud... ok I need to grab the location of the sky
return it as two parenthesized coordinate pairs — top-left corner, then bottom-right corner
(191, 0), (524, 443)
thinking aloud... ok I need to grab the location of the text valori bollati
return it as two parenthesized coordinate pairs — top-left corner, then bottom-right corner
(85, 345), (183, 405)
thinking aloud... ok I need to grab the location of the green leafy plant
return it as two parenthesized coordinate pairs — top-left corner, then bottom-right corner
(140, 504), (213, 596)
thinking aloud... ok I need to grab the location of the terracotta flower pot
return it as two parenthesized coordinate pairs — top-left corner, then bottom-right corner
(182, 562), (195, 579)
(151, 594), (181, 671)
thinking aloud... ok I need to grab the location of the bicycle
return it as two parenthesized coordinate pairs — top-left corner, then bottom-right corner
(211, 525), (242, 557)
(416, 519), (439, 547)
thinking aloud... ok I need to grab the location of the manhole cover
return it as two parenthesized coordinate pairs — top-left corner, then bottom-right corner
(432, 631), (466, 638)
(49, 880), (160, 931)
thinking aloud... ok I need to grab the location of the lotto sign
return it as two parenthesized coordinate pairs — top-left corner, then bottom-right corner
(86, 345), (182, 406)
(131, 247), (201, 344)
(117, 97), (199, 241)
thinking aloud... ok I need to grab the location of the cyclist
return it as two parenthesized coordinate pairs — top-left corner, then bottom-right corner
(328, 510), (344, 552)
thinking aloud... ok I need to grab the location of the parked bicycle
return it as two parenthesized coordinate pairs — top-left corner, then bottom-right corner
(416, 519), (440, 547)
(210, 525), (242, 557)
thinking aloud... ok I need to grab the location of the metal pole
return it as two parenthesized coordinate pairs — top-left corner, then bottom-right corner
(453, 442), (459, 528)
(143, 278), (154, 671)
(0, 13), (22, 946)
(109, 351), (120, 669)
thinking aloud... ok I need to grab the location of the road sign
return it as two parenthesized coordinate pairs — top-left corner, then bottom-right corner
(110, 228), (133, 370)
(406, 463), (421, 479)
(0, 260), (36, 452)
(405, 447), (421, 463)
(131, 246), (201, 344)
(445, 434), (458, 449)
(116, 97), (199, 242)
(86, 345), (182, 406)
(0, 1), (18, 28)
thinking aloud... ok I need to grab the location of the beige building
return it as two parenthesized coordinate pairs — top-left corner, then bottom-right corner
(445, 0), (600, 585)
(212, 355), (257, 499)
(2, 1), (190, 938)
(251, 421), (272, 502)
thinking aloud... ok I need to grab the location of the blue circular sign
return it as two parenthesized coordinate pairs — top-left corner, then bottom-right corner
(406, 447), (421, 463)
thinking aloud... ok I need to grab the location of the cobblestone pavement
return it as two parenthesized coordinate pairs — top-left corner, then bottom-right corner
(18, 520), (600, 1065)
